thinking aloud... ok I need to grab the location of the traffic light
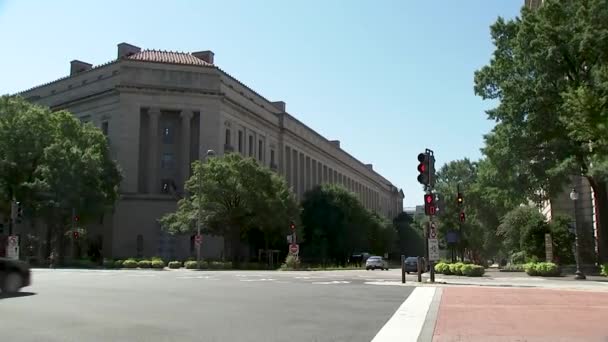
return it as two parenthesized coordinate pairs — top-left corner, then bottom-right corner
(73, 231), (79, 239)
(457, 192), (463, 206)
(428, 155), (436, 187)
(289, 221), (296, 232)
(424, 193), (436, 216)
(459, 212), (466, 223)
(434, 193), (444, 216)
(417, 153), (429, 185)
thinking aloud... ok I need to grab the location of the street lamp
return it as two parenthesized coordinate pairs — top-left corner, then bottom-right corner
(569, 187), (586, 280)
(197, 149), (215, 266)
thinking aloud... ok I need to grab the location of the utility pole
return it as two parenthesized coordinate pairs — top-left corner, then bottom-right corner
(457, 184), (465, 262)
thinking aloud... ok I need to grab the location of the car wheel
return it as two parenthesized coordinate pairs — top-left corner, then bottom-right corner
(384, 268), (389, 271)
(366, 267), (370, 271)
(2, 272), (22, 293)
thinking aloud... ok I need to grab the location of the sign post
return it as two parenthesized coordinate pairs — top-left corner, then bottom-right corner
(289, 243), (299, 255)
(544, 233), (553, 262)
(7, 235), (19, 260)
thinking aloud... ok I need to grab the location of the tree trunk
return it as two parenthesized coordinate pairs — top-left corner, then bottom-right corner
(588, 177), (608, 263)
(230, 226), (241, 268)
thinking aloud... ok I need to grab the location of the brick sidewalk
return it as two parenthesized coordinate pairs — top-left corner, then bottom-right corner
(433, 287), (608, 342)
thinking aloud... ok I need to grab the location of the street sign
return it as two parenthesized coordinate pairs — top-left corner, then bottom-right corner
(194, 234), (203, 246)
(544, 233), (553, 262)
(286, 235), (293, 244)
(446, 231), (459, 244)
(7, 235), (19, 260)
(289, 243), (299, 255)
(429, 222), (437, 239)
(428, 238), (439, 261)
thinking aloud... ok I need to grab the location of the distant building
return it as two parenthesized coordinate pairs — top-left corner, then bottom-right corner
(14, 43), (404, 261)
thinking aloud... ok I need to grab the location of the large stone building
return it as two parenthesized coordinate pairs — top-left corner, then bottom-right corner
(16, 43), (404, 261)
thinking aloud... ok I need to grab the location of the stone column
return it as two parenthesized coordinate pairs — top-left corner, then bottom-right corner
(180, 111), (193, 188)
(148, 108), (161, 194)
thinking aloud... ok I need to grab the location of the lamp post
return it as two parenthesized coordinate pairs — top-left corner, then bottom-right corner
(569, 187), (586, 280)
(197, 149), (215, 266)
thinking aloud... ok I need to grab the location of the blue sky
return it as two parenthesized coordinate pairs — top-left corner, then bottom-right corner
(0, 0), (522, 207)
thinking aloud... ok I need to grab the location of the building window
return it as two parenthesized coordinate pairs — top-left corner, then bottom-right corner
(225, 129), (231, 146)
(162, 125), (174, 144)
(248, 135), (254, 157)
(258, 140), (263, 161)
(136, 234), (143, 258)
(270, 149), (275, 165)
(238, 131), (243, 152)
(101, 121), (109, 136)
(161, 153), (175, 169)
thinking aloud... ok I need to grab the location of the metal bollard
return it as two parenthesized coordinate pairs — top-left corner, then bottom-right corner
(417, 257), (422, 282)
(401, 255), (406, 284)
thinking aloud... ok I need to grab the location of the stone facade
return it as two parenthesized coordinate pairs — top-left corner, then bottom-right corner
(16, 43), (404, 260)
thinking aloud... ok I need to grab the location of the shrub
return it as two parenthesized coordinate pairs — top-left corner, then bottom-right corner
(449, 262), (465, 275)
(123, 259), (138, 268)
(461, 264), (485, 277)
(151, 260), (165, 269)
(114, 260), (124, 268)
(281, 255), (301, 270)
(184, 260), (200, 269)
(151, 256), (164, 263)
(500, 264), (525, 272)
(434, 262), (449, 274)
(168, 261), (182, 269)
(137, 260), (151, 268)
(510, 251), (527, 265)
(525, 262), (560, 277)
(102, 259), (114, 268)
(602, 263), (608, 277)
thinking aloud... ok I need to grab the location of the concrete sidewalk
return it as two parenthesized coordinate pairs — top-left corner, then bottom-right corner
(431, 287), (608, 342)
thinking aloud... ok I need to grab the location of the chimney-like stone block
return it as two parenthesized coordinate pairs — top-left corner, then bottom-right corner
(118, 42), (141, 59)
(192, 50), (214, 64)
(70, 60), (92, 75)
(330, 140), (340, 148)
(272, 101), (286, 112)
(366, 164), (373, 170)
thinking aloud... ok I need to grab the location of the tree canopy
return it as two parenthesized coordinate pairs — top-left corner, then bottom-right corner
(300, 184), (394, 265)
(0, 96), (121, 260)
(159, 153), (299, 266)
(474, 0), (608, 261)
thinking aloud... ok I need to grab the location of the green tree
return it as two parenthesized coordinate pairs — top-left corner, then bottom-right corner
(159, 154), (298, 267)
(0, 96), (121, 262)
(393, 212), (425, 257)
(300, 184), (392, 265)
(474, 0), (608, 261)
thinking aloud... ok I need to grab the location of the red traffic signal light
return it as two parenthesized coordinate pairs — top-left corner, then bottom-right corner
(459, 212), (466, 223)
(290, 221), (296, 232)
(73, 231), (79, 239)
(424, 194), (436, 216)
(417, 153), (430, 185)
(74, 215), (80, 222)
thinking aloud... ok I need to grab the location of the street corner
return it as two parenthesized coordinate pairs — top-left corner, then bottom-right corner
(432, 286), (608, 342)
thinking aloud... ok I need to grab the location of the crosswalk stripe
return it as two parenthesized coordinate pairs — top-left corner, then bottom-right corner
(370, 287), (436, 342)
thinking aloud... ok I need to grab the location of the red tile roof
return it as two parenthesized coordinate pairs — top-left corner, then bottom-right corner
(125, 50), (213, 66)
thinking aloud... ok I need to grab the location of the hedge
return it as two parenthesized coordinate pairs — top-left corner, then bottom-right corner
(168, 261), (182, 269)
(499, 264), (525, 272)
(601, 263), (607, 277)
(151, 260), (165, 269)
(434, 261), (485, 277)
(138, 260), (151, 268)
(461, 264), (485, 277)
(184, 261), (201, 269)
(123, 259), (138, 268)
(525, 262), (560, 277)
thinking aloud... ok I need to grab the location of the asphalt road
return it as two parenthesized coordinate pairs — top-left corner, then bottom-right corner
(0, 269), (414, 342)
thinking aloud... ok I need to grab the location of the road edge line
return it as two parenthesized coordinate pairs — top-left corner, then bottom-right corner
(370, 287), (436, 342)
(417, 287), (443, 342)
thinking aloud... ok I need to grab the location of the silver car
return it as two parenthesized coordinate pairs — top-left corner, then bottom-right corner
(365, 256), (389, 270)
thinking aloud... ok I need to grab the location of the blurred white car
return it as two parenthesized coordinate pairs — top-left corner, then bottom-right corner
(365, 256), (389, 270)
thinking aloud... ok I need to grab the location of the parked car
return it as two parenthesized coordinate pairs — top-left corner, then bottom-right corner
(365, 256), (389, 270)
(404, 256), (428, 274)
(0, 258), (31, 293)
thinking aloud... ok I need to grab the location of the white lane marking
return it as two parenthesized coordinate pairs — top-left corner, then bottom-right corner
(311, 280), (351, 285)
(126, 274), (157, 277)
(364, 281), (409, 286)
(176, 276), (216, 279)
(294, 276), (313, 279)
(240, 278), (276, 282)
(370, 287), (436, 342)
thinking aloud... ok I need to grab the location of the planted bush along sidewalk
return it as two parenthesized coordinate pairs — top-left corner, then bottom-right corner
(434, 262), (485, 277)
